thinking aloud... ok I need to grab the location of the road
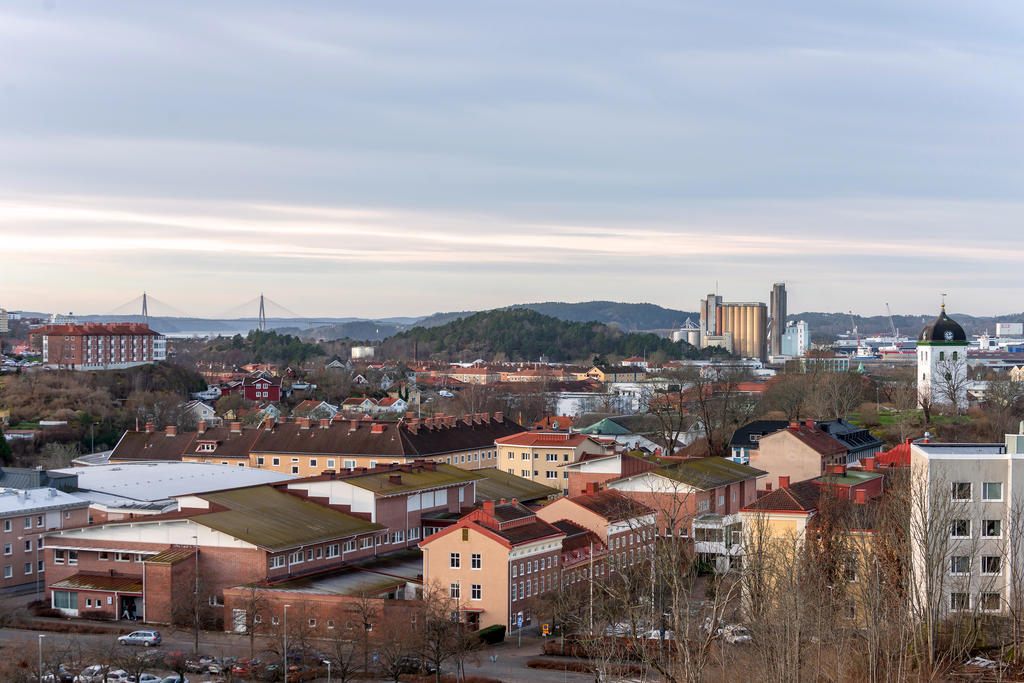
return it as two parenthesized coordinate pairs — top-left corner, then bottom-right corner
(0, 626), (602, 682)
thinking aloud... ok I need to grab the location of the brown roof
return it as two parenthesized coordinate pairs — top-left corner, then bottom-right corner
(766, 423), (847, 457)
(251, 418), (524, 458)
(145, 547), (196, 564)
(50, 573), (144, 593)
(495, 432), (594, 448)
(563, 489), (653, 522)
(742, 480), (822, 513)
(110, 430), (194, 462)
(33, 323), (158, 337)
(474, 518), (565, 545)
(191, 425), (261, 459)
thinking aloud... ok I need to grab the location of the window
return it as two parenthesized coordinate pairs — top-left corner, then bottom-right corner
(982, 556), (1001, 575)
(449, 583), (460, 599)
(343, 540), (356, 552)
(392, 530), (405, 544)
(307, 549), (314, 561)
(2, 565), (9, 579)
(316, 547), (323, 559)
(115, 552), (131, 562)
(545, 471), (558, 479)
(24, 562), (32, 575)
(951, 519), (970, 538)
(37, 560), (43, 572)
(983, 519), (1002, 538)
(950, 556), (969, 574)
(951, 482), (972, 501)
(24, 540), (32, 552)
(64, 511), (71, 520)
(326, 619), (334, 629)
(511, 583), (517, 601)
(290, 550), (303, 564)
(327, 544), (340, 558)
(521, 470), (529, 477)
(450, 553), (461, 569)
(2, 544), (10, 556)
(546, 453), (557, 461)
(983, 482), (1003, 501)
(471, 553), (481, 569)
(269, 555), (286, 569)
(2, 520), (9, 532)
(471, 584), (481, 600)
(361, 537), (373, 549)
(209, 595), (224, 606)
(308, 618), (316, 627)
(257, 457), (265, 466)
(344, 459), (356, 469)
(272, 616), (280, 626)
(327, 459), (335, 469)
(950, 593), (970, 611)
(291, 466), (299, 474)
(52, 590), (76, 609)
(409, 527), (420, 540)
(23, 518), (31, 529)
(512, 564), (517, 578)
(67, 550), (77, 565)
(272, 458), (280, 466)
(981, 592), (1001, 612)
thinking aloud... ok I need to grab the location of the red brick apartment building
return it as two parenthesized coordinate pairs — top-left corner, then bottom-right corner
(0, 488), (89, 594)
(32, 322), (164, 370)
(43, 462), (482, 624)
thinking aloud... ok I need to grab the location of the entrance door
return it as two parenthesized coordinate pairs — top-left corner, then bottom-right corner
(120, 596), (138, 621)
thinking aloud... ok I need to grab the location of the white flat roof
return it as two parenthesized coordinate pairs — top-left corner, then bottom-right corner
(54, 462), (297, 504)
(0, 487), (88, 516)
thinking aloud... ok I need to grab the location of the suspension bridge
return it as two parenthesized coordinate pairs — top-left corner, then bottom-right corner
(105, 293), (342, 331)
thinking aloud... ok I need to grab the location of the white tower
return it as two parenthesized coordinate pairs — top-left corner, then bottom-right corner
(917, 303), (968, 412)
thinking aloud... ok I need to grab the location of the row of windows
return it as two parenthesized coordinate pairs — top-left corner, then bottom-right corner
(3, 539), (37, 554)
(951, 592), (1002, 612)
(951, 482), (1003, 502)
(509, 452), (570, 461)
(270, 530), (424, 569)
(1, 561), (42, 578)
(2, 512), (67, 533)
(512, 555), (554, 578)
(950, 555), (1003, 575)
(951, 519), (1001, 538)
(508, 469), (568, 479)
(449, 583), (483, 600)
(449, 552), (482, 569)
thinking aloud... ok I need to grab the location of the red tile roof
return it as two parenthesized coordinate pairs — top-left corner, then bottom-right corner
(767, 422), (847, 457)
(876, 440), (912, 468)
(495, 432), (593, 447)
(741, 480), (821, 513)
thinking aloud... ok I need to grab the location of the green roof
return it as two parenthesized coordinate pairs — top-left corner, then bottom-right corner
(650, 457), (766, 490)
(195, 486), (382, 551)
(342, 464), (483, 496)
(576, 418), (632, 436)
(472, 467), (559, 503)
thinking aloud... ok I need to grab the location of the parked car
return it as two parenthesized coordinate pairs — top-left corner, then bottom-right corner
(720, 625), (752, 644)
(231, 658), (261, 676)
(185, 656), (217, 673)
(74, 665), (108, 683)
(160, 677), (190, 683)
(42, 665), (76, 682)
(104, 671), (132, 683)
(117, 630), (162, 647)
(137, 675), (163, 683)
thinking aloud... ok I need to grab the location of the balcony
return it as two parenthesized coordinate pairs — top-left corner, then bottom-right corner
(692, 513), (743, 560)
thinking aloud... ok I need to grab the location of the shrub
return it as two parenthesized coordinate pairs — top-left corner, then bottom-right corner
(475, 624), (506, 644)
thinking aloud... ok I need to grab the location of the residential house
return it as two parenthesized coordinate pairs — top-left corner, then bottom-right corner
(573, 366), (644, 383)
(750, 420), (848, 490)
(182, 400), (219, 427)
(816, 419), (884, 467)
(341, 397), (377, 414)
(729, 420), (789, 464)
(494, 432), (612, 493)
(532, 415), (576, 431)
(291, 400), (340, 420)
(375, 397), (408, 414)
(242, 372), (282, 403)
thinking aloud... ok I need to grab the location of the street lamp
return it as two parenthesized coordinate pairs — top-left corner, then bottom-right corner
(38, 633), (45, 682)
(283, 604), (291, 678)
(192, 535), (199, 654)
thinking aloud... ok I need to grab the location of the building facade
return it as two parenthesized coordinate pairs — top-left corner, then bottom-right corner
(917, 306), (969, 411)
(33, 323), (164, 370)
(494, 432), (611, 493)
(0, 488), (90, 593)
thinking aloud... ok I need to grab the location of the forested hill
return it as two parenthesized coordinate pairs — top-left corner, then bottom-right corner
(413, 301), (696, 331)
(378, 309), (723, 363)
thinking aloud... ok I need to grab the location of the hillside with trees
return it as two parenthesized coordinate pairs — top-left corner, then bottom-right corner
(379, 308), (725, 362)
(412, 301), (696, 332)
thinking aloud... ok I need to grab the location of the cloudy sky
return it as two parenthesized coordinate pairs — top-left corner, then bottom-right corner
(1, 1), (1022, 319)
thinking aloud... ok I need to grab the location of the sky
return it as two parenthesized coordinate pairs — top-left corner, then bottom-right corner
(1, 1), (1023, 319)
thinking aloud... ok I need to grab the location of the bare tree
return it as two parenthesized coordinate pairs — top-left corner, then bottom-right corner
(932, 357), (970, 416)
(679, 365), (758, 459)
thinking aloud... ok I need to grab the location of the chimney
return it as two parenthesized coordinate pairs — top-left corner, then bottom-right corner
(350, 419), (358, 432)
(230, 421), (242, 434)
(500, 498), (506, 505)
(319, 418), (331, 430)
(584, 482), (600, 497)
(197, 420), (207, 435)
(483, 500), (495, 517)
(388, 474), (402, 485)
(511, 498), (518, 506)
(778, 476), (790, 489)
(265, 417), (275, 431)
(765, 482), (772, 491)
(298, 417), (311, 430)
(165, 425), (177, 437)
(788, 421), (799, 432)
(863, 457), (875, 472)
(805, 419), (815, 429)
(145, 422), (154, 434)
(855, 488), (867, 505)
(829, 464), (846, 476)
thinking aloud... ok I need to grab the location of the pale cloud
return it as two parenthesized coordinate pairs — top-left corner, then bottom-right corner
(0, 1), (1022, 318)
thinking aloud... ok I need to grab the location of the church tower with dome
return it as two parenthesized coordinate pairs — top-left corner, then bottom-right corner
(917, 302), (969, 411)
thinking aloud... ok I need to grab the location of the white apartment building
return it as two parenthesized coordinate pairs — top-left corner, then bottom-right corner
(910, 424), (1024, 618)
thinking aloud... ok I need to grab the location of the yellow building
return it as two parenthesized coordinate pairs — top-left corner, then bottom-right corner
(494, 432), (611, 493)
